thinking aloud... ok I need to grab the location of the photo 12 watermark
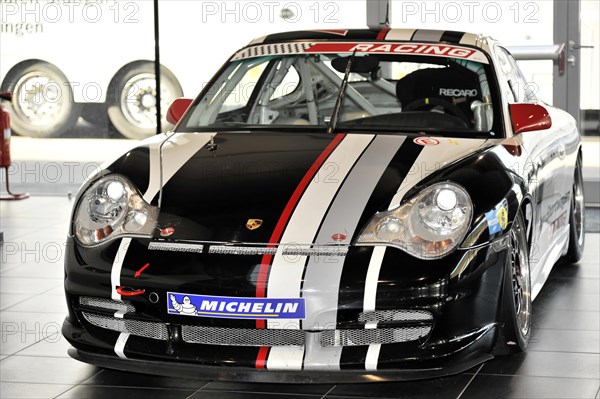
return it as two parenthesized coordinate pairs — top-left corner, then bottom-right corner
(396, 1), (540, 24)
(0, 0), (140, 25)
(198, 1), (340, 24)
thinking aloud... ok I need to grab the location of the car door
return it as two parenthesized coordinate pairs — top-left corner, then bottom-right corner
(494, 47), (571, 286)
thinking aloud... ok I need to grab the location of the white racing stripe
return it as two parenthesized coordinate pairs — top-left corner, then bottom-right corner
(110, 238), (131, 301)
(459, 32), (480, 46)
(266, 346), (305, 370)
(362, 246), (386, 317)
(385, 29), (417, 41)
(143, 134), (166, 203)
(114, 332), (130, 359)
(365, 344), (381, 371)
(266, 134), (375, 330)
(144, 132), (216, 203)
(303, 334), (343, 371)
(114, 310), (126, 319)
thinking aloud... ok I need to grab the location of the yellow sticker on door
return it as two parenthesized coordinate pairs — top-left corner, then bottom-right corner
(497, 207), (508, 230)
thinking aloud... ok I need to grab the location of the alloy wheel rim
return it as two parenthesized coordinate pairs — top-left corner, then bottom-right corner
(510, 227), (531, 337)
(573, 165), (585, 247)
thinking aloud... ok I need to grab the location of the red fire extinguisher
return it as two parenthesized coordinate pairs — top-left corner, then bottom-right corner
(1, 92), (29, 200)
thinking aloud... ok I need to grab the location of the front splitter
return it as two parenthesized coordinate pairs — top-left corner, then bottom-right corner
(68, 347), (492, 383)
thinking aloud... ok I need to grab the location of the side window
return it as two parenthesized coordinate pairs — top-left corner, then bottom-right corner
(510, 57), (538, 103)
(496, 48), (518, 102)
(497, 47), (537, 103)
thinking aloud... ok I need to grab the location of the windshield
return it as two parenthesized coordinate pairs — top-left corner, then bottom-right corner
(178, 43), (501, 136)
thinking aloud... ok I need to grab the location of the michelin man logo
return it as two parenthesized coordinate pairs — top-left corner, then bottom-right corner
(170, 294), (198, 315)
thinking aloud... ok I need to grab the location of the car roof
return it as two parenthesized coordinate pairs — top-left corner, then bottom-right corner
(248, 28), (489, 49)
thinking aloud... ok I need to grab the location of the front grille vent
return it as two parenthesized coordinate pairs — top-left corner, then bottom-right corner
(79, 297), (135, 313)
(181, 325), (432, 347)
(81, 310), (432, 346)
(320, 326), (431, 347)
(181, 326), (305, 347)
(358, 309), (433, 323)
(82, 312), (168, 341)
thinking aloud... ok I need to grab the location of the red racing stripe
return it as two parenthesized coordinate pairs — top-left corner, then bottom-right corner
(376, 27), (390, 40)
(255, 346), (270, 369)
(254, 133), (346, 329)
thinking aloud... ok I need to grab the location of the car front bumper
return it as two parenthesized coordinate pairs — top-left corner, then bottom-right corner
(63, 232), (510, 380)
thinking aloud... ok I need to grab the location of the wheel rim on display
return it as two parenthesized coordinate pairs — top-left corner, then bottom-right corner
(510, 226), (531, 337)
(13, 71), (65, 126)
(119, 73), (176, 129)
(573, 162), (585, 247)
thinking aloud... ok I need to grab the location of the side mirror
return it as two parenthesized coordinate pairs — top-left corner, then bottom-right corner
(509, 103), (552, 134)
(166, 98), (193, 125)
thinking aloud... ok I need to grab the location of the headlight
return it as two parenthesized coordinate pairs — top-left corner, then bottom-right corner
(74, 175), (159, 246)
(356, 182), (472, 259)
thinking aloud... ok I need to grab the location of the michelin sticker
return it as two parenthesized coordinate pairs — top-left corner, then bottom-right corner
(168, 292), (305, 320)
(485, 200), (509, 234)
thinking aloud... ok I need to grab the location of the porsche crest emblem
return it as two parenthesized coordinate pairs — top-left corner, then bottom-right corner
(246, 219), (263, 231)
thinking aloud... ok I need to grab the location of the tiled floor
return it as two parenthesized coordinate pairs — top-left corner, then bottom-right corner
(1, 196), (599, 399)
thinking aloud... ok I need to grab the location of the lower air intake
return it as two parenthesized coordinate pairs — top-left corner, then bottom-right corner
(79, 297), (135, 313)
(181, 325), (305, 347)
(320, 326), (431, 347)
(358, 309), (433, 323)
(82, 312), (168, 341)
(181, 325), (431, 347)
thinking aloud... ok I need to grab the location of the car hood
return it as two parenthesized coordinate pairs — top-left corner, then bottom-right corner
(150, 131), (490, 245)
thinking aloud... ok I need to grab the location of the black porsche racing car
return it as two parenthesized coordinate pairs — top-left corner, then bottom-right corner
(62, 28), (585, 382)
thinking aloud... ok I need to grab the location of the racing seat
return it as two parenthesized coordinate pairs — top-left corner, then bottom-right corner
(396, 66), (483, 128)
(271, 116), (311, 125)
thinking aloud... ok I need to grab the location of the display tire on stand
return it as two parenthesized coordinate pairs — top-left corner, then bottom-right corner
(0, 61), (80, 138)
(107, 62), (183, 139)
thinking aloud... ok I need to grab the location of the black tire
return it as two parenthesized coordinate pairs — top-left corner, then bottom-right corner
(496, 209), (532, 354)
(564, 154), (585, 263)
(107, 62), (183, 139)
(1, 61), (80, 138)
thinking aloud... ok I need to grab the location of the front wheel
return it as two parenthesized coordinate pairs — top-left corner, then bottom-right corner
(496, 209), (532, 354)
(107, 62), (183, 139)
(1, 62), (80, 138)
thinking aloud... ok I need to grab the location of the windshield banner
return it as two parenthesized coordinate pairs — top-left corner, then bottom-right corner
(233, 42), (489, 64)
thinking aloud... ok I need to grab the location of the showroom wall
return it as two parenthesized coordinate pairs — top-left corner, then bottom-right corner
(0, 0), (598, 195)
(1, 0), (598, 142)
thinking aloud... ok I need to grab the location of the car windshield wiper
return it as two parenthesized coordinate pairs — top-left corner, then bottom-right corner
(327, 51), (356, 135)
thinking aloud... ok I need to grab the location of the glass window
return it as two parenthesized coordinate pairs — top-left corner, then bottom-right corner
(181, 51), (501, 136)
(497, 47), (537, 103)
(580, 0), (600, 135)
